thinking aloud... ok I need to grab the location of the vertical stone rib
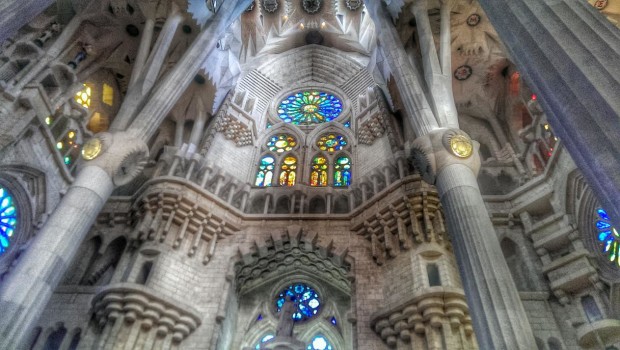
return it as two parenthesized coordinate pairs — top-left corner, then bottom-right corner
(437, 164), (535, 350)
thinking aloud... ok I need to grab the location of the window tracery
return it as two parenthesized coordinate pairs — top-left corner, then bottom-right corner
(307, 335), (333, 350)
(275, 283), (321, 322)
(268, 134), (297, 153)
(279, 156), (297, 186)
(317, 134), (347, 153)
(0, 187), (17, 256)
(595, 208), (620, 266)
(310, 156), (328, 187)
(277, 91), (342, 125)
(255, 155), (275, 187)
(333, 156), (351, 187)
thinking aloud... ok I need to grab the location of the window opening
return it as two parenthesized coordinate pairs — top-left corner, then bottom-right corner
(278, 91), (342, 125)
(256, 156), (275, 187)
(310, 156), (328, 186)
(275, 283), (321, 322)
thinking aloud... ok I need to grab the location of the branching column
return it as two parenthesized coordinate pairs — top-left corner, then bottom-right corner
(0, 0), (252, 347)
(367, 0), (537, 348)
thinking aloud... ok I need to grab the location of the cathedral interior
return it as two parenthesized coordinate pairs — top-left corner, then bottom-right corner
(0, 0), (620, 349)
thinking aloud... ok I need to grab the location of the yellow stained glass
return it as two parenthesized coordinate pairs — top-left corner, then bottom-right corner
(310, 156), (328, 186)
(102, 83), (114, 106)
(279, 156), (297, 186)
(75, 84), (92, 108)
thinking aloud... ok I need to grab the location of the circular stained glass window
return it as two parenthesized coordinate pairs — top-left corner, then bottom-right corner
(0, 187), (17, 256)
(267, 135), (297, 153)
(307, 335), (333, 350)
(595, 208), (620, 266)
(275, 283), (321, 322)
(278, 91), (343, 125)
(317, 134), (347, 152)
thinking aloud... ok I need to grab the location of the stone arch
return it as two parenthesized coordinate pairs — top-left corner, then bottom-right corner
(80, 236), (127, 286)
(500, 237), (530, 291)
(256, 123), (306, 150)
(62, 235), (102, 285)
(567, 170), (620, 279)
(232, 226), (353, 350)
(274, 195), (291, 214)
(308, 196), (326, 214)
(307, 123), (356, 151)
(332, 195), (349, 214)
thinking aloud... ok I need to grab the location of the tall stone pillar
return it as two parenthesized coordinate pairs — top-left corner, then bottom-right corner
(0, 0), (253, 346)
(477, 0), (620, 228)
(366, 0), (537, 348)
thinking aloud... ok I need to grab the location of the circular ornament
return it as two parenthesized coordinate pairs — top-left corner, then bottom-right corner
(594, 208), (620, 266)
(262, 0), (279, 12)
(467, 14), (481, 26)
(594, 0), (608, 10)
(277, 91), (343, 125)
(275, 283), (321, 322)
(454, 65), (473, 81)
(82, 137), (103, 160)
(449, 134), (473, 158)
(346, 0), (363, 10)
(302, 0), (322, 14)
(114, 149), (148, 186)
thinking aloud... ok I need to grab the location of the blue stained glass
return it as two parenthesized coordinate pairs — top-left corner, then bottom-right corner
(596, 221), (611, 230)
(278, 91), (343, 125)
(307, 335), (333, 350)
(330, 317), (337, 325)
(0, 187), (17, 256)
(595, 208), (620, 267)
(275, 283), (321, 322)
(344, 121), (350, 128)
(255, 334), (274, 349)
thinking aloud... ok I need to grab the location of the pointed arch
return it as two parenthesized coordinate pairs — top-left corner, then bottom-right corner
(255, 154), (276, 187)
(310, 154), (328, 186)
(279, 154), (298, 186)
(333, 153), (352, 187)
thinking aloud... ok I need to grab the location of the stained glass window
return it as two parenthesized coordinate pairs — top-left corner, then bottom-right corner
(307, 335), (333, 350)
(255, 156), (275, 187)
(317, 134), (347, 153)
(75, 84), (91, 108)
(334, 156), (351, 187)
(255, 334), (274, 349)
(310, 156), (328, 186)
(595, 208), (620, 266)
(0, 187), (17, 256)
(344, 120), (350, 128)
(275, 283), (321, 322)
(279, 156), (297, 186)
(268, 135), (297, 153)
(278, 91), (342, 125)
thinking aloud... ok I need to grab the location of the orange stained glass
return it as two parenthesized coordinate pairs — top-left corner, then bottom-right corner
(310, 156), (328, 186)
(279, 156), (297, 186)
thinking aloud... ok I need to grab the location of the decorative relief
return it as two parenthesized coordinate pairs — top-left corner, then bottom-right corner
(92, 284), (202, 345)
(262, 0), (279, 12)
(235, 227), (351, 295)
(353, 177), (447, 265)
(466, 14), (481, 26)
(357, 114), (386, 145)
(594, 0), (608, 10)
(214, 113), (253, 146)
(302, 0), (322, 13)
(132, 182), (241, 264)
(371, 289), (473, 346)
(453, 65), (473, 81)
(345, 0), (362, 11)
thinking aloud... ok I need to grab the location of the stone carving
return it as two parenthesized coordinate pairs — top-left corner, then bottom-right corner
(262, 0), (279, 13)
(453, 64), (473, 80)
(466, 13), (481, 26)
(276, 297), (296, 337)
(214, 113), (253, 146)
(346, 0), (362, 11)
(302, 0), (321, 14)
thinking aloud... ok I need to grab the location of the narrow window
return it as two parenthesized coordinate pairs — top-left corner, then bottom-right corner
(310, 156), (328, 186)
(427, 264), (441, 286)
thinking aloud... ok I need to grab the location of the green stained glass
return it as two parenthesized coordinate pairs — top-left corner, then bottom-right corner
(256, 156), (275, 187)
(278, 91), (342, 125)
(334, 156), (351, 187)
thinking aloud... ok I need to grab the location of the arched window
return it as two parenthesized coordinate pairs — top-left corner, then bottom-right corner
(275, 283), (321, 322)
(426, 264), (441, 287)
(307, 335), (333, 350)
(310, 156), (328, 187)
(255, 334), (274, 349)
(334, 156), (351, 187)
(279, 156), (297, 186)
(581, 295), (603, 322)
(255, 156), (275, 187)
(0, 186), (17, 256)
(594, 208), (620, 266)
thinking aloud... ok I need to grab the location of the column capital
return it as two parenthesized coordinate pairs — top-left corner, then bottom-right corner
(410, 128), (481, 185)
(78, 131), (149, 187)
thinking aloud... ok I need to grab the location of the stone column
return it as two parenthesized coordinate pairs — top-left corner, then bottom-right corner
(477, 0), (620, 227)
(366, 0), (537, 348)
(0, 167), (113, 347)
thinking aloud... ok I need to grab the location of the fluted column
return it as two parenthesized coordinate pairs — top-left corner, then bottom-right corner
(366, 0), (537, 347)
(436, 163), (535, 350)
(477, 0), (620, 228)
